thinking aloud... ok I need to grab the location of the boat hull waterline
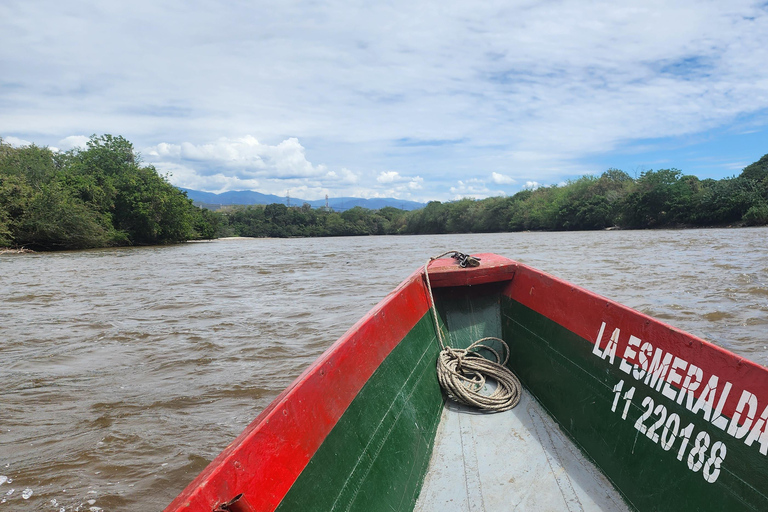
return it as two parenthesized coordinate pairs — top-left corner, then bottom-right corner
(166, 254), (768, 511)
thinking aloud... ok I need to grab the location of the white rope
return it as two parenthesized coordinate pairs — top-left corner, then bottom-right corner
(424, 252), (522, 412)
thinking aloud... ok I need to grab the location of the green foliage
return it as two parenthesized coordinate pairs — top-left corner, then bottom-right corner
(2, 135), (765, 249)
(0, 135), (220, 250)
(14, 182), (120, 250)
(621, 169), (685, 228)
(743, 202), (768, 226)
(193, 207), (222, 239)
(392, 157), (767, 235)
(0, 142), (59, 186)
(218, 202), (405, 238)
(549, 176), (615, 230)
(689, 178), (761, 225)
(194, 152), (768, 238)
(740, 153), (768, 184)
(508, 187), (561, 231)
(404, 201), (449, 234)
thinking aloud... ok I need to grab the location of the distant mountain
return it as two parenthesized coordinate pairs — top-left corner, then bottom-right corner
(180, 188), (425, 211)
(180, 189), (287, 207)
(303, 196), (425, 211)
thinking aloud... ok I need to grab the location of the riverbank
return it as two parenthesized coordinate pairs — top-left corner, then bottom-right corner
(0, 248), (35, 254)
(3, 223), (764, 254)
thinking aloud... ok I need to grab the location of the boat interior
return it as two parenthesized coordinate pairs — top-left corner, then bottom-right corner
(416, 283), (629, 511)
(416, 392), (629, 512)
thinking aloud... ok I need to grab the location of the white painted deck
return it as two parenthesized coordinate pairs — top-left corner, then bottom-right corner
(415, 390), (631, 512)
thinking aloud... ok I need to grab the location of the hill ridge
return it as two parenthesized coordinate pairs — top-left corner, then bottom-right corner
(180, 188), (425, 211)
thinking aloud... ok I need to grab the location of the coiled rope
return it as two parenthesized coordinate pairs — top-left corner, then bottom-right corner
(425, 251), (522, 412)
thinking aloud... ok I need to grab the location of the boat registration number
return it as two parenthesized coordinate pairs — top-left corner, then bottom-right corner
(591, 321), (768, 485)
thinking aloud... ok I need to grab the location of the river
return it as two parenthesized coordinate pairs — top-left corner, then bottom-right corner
(1, 229), (767, 510)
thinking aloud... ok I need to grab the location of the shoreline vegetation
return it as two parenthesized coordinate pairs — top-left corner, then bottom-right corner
(1, 135), (219, 251)
(1, 135), (767, 252)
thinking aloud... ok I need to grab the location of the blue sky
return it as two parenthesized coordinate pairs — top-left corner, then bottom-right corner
(2, 0), (767, 201)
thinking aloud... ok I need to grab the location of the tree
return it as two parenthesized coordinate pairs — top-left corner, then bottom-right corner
(0, 141), (58, 186)
(445, 199), (478, 233)
(0, 173), (33, 245)
(0, 134), (220, 249)
(406, 201), (448, 234)
(740, 154), (768, 184)
(743, 202), (768, 225)
(690, 178), (762, 225)
(193, 208), (223, 239)
(619, 169), (690, 228)
(14, 183), (118, 250)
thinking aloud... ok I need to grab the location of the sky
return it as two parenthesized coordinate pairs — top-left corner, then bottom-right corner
(2, 0), (768, 202)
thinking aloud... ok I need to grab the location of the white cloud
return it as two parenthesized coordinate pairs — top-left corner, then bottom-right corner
(145, 136), (327, 180)
(148, 142), (181, 159)
(376, 171), (422, 189)
(57, 135), (89, 151)
(491, 172), (516, 185)
(372, 170), (424, 195)
(153, 161), (261, 193)
(2, 1), (768, 200)
(324, 168), (359, 184)
(146, 136), (426, 199)
(3, 136), (32, 147)
(524, 181), (542, 190)
(377, 171), (401, 183)
(450, 178), (493, 199)
(408, 177), (423, 190)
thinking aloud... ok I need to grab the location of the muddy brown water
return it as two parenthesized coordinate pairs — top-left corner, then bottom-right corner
(1, 229), (767, 510)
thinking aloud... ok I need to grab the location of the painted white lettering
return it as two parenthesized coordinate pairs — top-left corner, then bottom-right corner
(745, 405), (768, 455)
(692, 375), (720, 422)
(678, 364), (703, 411)
(607, 375), (730, 481)
(711, 382), (733, 431)
(619, 335), (641, 375)
(592, 322), (606, 357)
(644, 348), (673, 392)
(601, 328), (620, 365)
(727, 390), (758, 439)
(662, 357), (688, 401)
(635, 342), (653, 381)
